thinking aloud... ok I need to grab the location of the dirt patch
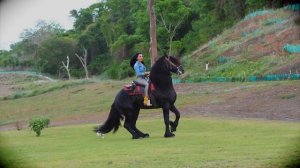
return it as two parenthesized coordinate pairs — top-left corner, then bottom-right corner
(175, 83), (300, 121)
(0, 84), (13, 98)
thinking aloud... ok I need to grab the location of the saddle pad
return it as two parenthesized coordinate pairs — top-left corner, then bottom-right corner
(123, 84), (144, 95)
(123, 83), (155, 96)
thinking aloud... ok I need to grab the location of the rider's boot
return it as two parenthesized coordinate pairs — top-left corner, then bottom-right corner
(144, 96), (152, 106)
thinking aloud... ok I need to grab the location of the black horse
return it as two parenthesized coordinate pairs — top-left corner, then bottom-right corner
(95, 56), (184, 139)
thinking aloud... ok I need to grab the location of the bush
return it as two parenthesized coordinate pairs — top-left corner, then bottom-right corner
(105, 59), (135, 79)
(29, 117), (50, 136)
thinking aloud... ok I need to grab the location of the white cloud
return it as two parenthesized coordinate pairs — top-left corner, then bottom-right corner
(0, 0), (98, 50)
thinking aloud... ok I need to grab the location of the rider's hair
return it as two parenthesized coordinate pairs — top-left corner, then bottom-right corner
(130, 53), (144, 69)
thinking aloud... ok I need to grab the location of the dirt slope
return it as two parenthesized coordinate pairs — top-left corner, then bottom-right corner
(175, 82), (300, 121)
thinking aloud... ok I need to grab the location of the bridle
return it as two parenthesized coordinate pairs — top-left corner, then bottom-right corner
(165, 56), (183, 75)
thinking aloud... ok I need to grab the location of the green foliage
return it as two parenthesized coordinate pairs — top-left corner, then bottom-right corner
(246, 0), (270, 11)
(29, 117), (50, 136)
(155, 0), (191, 54)
(38, 36), (78, 75)
(111, 34), (143, 60)
(281, 94), (296, 100)
(105, 59), (135, 79)
(0, 50), (19, 67)
(88, 53), (112, 75)
(3, 0), (289, 79)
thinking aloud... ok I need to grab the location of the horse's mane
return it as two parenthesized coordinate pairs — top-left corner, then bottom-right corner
(150, 56), (180, 77)
(155, 56), (180, 65)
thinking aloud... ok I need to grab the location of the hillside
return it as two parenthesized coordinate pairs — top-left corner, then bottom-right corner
(183, 7), (300, 82)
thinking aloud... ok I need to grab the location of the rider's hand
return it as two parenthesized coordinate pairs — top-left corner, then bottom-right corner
(144, 72), (150, 76)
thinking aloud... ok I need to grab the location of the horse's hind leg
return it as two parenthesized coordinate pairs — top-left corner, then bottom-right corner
(132, 109), (149, 138)
(124, 113), (144, 139)
(169, 104), (180, 132)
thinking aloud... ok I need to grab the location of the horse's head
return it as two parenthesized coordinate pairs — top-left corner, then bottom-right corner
(165, 56), (184, 75)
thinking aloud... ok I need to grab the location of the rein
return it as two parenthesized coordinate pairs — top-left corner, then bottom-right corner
(165, 57), (183, 74)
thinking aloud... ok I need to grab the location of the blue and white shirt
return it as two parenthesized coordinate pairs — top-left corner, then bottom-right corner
(134, 61), (146, 77)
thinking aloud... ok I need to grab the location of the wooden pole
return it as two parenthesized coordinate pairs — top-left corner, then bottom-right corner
(148, 0), (158, 66)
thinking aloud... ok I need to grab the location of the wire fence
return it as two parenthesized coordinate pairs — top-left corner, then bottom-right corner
(284, 4), (300, 11)
(0, 70), (55, 81)
(283, 44), (300, 53)
(173, 74), (300, 84)
(1, 71), (299, 84)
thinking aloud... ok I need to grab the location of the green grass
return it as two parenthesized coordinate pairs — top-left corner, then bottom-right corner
(3, 79), (95, 100)
(1, 118), (299, 168)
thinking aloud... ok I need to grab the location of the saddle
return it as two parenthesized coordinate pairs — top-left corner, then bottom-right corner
(123, 81), (155, 96)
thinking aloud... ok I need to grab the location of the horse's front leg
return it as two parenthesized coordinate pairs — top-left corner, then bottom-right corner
(170, 104), (180, 132)
(162, 104), (175, 138)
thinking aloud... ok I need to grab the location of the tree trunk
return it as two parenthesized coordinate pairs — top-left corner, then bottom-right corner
(61, 56), (71, 80)
(75, 48), (89, 79)
(148, 0), (158, 66)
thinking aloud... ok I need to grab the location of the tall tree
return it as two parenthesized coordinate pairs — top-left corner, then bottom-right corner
(38, 37), (77, 75)
(155, 0), (190, 55)
(19, 20), (64, 72)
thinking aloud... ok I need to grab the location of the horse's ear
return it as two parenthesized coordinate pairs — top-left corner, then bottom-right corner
(163, 52), (168, 57)
(165, 54), (170, 60)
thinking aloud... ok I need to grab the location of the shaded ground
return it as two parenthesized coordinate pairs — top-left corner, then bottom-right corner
(1, 81), (299, 131)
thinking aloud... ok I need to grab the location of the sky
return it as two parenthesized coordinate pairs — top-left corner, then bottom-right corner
(0, 0), (99, 50)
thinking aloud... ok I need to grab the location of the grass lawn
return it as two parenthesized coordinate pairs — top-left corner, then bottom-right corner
(1, 118), (299, 168)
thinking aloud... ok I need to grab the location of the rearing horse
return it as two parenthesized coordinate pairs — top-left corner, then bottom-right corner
(95, 56), (184, 139)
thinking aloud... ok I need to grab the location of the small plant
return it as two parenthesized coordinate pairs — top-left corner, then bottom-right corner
(281, 94), (296, 100)
(29, 117), (50, 136)
(15, 121), (23, 131)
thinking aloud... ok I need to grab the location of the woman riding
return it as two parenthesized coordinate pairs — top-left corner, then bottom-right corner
(130, 53), (152, 106)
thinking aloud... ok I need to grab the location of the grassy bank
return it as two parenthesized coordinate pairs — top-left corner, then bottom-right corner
(0, 80), (126, 125)
(1, 118), (299, 168)
(1, 80), (299, 126)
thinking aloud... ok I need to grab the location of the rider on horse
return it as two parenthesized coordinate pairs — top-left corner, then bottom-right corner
(96, 55), (184, 139)
(130, 53), (152, 106)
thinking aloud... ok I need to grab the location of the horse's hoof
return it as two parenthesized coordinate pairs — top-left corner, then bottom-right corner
(132, 133), (149, 139)
(164, 132), (175, 138)
(170, 126), (176, 132)
(132, 136), (142, 139)
(143, 133), (150, 138)
(169, 121), (177, 132)
(96, 132), (105, 138)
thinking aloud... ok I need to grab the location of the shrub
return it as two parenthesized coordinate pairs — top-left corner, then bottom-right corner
(29, 117), (50, 136)
(105, 59), (135, 79)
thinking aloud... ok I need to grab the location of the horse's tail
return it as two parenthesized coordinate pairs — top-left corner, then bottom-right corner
(94, 103), (123, 134)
